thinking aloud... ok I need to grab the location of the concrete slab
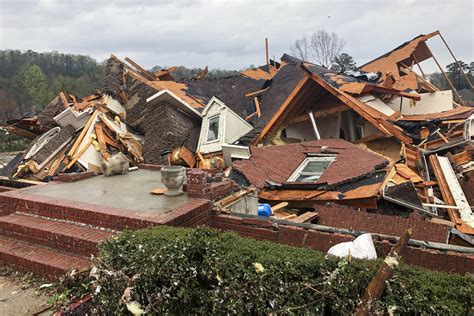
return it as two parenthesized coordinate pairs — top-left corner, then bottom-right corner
(24, 169), (189, 215)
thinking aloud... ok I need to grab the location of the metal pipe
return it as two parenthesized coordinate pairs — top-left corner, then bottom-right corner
(308, 111), (321, 140)
(411, 53), (426, 78)
(265, 38), (269, 66)
(438, 32), (473, 89)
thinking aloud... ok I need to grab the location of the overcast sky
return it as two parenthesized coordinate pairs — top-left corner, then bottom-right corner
(0, 0), (472, 72)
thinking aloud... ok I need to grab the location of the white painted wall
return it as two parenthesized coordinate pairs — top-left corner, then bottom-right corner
(387, 90), (454, 115)
(197, 97), (253, 154)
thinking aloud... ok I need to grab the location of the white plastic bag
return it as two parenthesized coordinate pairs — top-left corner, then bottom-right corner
(327, 233), (377, 259)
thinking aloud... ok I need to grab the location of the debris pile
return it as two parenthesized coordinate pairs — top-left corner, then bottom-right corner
(4, 92), (143, 181)
(1, 30), (473, 245)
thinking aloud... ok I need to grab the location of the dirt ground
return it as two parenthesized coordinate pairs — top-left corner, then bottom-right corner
(0, 276), (53, 316)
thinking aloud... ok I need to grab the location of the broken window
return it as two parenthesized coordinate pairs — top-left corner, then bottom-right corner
(287, 156), (335, 182)
(206, 115), (220, 142)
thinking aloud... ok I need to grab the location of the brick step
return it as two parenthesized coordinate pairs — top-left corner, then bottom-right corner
(0, 193), (155, 230)
(0, 213), (115, 257)
(0, 236), (90, 281)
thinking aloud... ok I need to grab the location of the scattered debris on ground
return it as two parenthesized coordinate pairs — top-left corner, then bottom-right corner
(0, 265), (54, 315)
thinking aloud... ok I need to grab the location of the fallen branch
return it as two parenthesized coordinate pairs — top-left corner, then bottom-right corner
(354, 228), (413, 316)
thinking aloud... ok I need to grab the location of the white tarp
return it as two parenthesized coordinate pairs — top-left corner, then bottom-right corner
(327, 233), (377, 259)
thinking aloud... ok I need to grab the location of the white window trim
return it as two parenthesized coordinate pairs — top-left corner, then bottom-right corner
(287, 155), (336, 182)
(205, 114), (221, 144)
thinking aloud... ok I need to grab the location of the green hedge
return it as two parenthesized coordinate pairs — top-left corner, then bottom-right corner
(95, 227), (473, 315)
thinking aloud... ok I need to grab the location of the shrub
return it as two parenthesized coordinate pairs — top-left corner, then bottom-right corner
(94, 226), (473, 315)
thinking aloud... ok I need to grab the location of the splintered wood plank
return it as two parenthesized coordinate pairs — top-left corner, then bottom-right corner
(65, 139), (93, 170)
(59, 91), (70, 108)
(176, 146), (195, 167)
(271, 202), (288, 212)
(94, 123), (110, 161)
(245, 88), (268, 97)
(272, 208), (294, 219)
(66, 110), (98, 161)
(125, 57), (156, 81)
(254, 97), (261, 117)
(291, 212), (318, 223)
(395, 164), (423, 183)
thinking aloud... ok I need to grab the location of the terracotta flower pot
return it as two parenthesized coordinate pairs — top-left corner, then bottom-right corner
(161, 166), (185, 196)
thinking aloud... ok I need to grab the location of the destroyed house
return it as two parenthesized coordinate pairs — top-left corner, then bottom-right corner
(0, 31), (473, 283)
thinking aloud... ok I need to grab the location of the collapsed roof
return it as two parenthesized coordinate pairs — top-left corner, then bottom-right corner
(231, 140), (389, 209)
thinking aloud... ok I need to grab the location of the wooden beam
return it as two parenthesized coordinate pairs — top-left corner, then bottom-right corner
(245, 112), (257, 121)
(125, 57), (156, 81)
(428, 154), (458, 224)
(291, 104), (348, 124)
(65, 139), (93, 170)
(245, 88), (268, 97)
(291, 211), (317, 223)
(94, 123), (110, 161)
(263, 76), (320, 143)
(265, 37), (269, 65)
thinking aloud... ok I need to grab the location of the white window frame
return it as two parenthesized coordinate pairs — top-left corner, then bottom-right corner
(287, 155), (336, 182)
(206, 114), (220, 143)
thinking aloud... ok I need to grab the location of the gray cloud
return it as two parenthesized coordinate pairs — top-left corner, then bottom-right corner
(0, 0), (472, 72)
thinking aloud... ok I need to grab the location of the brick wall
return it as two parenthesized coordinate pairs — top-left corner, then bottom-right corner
(0, 186), (15, 193)
(315, 204), (451, 243)
(186, 169), (238, 200)
(210, 213), (473, 275)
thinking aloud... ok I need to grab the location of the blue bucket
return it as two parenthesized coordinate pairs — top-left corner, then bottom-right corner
(258, 203), (272, 217)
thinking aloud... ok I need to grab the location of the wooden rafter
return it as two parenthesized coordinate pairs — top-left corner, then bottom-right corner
(303, 68), (413, 144)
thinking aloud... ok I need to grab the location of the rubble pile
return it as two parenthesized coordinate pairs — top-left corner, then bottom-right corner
(1, 30), (473, 245)
(4, 92), (143, 181)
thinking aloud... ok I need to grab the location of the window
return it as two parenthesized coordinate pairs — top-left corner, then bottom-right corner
(206, 115), (220, 142)
(287, 156), (335, 182)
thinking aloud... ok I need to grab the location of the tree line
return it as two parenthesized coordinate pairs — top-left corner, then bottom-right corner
(0, 50), (105, 122)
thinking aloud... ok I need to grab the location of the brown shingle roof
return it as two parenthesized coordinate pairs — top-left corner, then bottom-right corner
(232, 139), (388, 189)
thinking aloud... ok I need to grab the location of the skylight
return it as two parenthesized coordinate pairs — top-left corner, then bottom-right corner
(287, 156), (336, 182)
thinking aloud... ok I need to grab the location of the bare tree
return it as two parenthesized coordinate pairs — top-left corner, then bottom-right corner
(291, 29), (346, 68)
(290, 35), (310, 61)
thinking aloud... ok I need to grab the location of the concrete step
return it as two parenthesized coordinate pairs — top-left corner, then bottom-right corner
(0, 236), (90, 281)
(0, 213), (115, 257)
